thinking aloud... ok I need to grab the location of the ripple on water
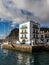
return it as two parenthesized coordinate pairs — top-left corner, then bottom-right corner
(0, 45), (49, 65)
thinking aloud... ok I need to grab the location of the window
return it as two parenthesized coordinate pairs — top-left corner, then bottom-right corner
(45, 34), (49, 38)
(33, 34), (35, 38)
(36, 29), (39, 33)
(36, 34), (38, 38)
(33, 29), (39, 34)
(33, 29), (35, 33)
(22, 35), (23, 38)
(33, 34), (39, 39)
(41, 35), (43, 38)
(25, 35), (27, 39)
(47, 39), (49, 42)
(21, 35), (23, 39)
(20, 29), (27, 34)
(22, 30), (23, 33)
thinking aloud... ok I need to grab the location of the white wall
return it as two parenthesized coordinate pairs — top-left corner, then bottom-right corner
(19, 21), (30, 44)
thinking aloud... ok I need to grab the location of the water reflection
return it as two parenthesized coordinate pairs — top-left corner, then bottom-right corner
(16, 52), (34, 65)
(34, 52), (49, 65)
(3, 49), (8, 56)
(0, 45), (49, 65)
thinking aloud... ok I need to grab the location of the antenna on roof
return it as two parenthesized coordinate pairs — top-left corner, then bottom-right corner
(26, 15), (31, 21)
(26, 15), (29, 21)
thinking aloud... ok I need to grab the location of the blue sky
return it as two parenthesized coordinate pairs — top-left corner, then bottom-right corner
(0, 0), (49, 39)
(0, 19), (19, 39)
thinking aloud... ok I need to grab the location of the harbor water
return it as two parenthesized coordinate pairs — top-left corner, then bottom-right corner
(0, 45), (49, 65)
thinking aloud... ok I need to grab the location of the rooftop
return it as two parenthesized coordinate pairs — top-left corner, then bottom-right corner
(40, 27), (49, 32)
(19, 20), (40, 25)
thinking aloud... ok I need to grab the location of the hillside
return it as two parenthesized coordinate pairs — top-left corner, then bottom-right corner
(6, 28), (19, 42)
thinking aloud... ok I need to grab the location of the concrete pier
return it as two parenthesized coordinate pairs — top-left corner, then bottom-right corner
(2, 44), (32, 53)
(2, 44), (49, 53)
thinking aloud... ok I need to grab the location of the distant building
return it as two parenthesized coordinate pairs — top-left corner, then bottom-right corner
(40, 28), (49, 43)
(19, 20), (40, 45)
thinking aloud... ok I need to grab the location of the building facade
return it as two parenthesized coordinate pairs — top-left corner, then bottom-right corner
(40, 28), (49, 43)
(19, 20), (40, 45)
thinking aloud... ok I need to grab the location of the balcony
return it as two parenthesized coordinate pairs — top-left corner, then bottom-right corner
(33, 31), (39, 34)
(20, 26), (27, 29)
(33, 25), (39, 29)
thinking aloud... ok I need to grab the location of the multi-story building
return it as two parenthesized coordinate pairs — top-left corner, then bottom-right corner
(19, 20), (40, 45)
(40, 28), (49, 43)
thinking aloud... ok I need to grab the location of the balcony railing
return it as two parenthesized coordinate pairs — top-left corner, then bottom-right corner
(33, 25), (39, 29)
(33, 31), (39, 34)
(20, 26), (27, 29)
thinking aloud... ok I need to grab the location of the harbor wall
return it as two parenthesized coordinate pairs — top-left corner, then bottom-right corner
(2, 44), (49, 53)
(2, 44), (32, 53)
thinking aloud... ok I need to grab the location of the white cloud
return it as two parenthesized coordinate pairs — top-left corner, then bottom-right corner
(11, 0), (49, 19)
(11, 24), (15, 27)
(0, 34), (6, 39)
(47, 0), (49, 5)
(0, 0), (49, 25)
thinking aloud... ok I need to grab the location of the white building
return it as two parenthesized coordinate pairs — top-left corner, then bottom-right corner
(19, 20), (40, 45)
